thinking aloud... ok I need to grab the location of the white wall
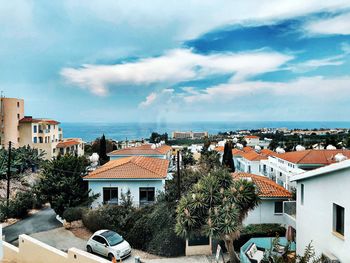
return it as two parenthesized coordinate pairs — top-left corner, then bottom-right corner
(295, 170), (350, 262)
(88, 179), (165, 207)
(243, 199), (287, 226)
(109, 154), (168, 161)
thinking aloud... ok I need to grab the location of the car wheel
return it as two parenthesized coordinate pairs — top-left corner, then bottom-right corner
(108, 253), (114, 261)
(86, 245), (93, 253)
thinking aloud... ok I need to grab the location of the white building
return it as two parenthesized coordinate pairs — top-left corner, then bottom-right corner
(236, 149), (277, 175)
(107, 144), (172, 161)
(233, 172), (292, 225)
(260, 149), (350, 190)
(244, 135), (270, 149)
(172, 131), (208, 139)
(290, 159), (350, 262)
(84, 156), (170, 208)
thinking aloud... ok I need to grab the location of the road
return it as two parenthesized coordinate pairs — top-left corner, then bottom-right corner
(3, 207), (62, 244)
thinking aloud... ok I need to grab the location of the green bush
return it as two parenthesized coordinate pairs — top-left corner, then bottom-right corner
(63, 207), (86, 222)
(0, 192), (35, 220)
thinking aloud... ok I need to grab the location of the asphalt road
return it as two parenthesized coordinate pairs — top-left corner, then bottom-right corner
(3, 207), (62, 244)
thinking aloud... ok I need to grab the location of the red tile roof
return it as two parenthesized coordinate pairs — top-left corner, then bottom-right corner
(277, 149), (350, 165)
(108, 144), (172, 156)
(84, 156), (169, 179)
(19, 116), (60, 125)
(244, 135), (259, 139)
(233, 172), (292, 198)
(56, 138), (82, 148)
(214, 146), (254, 156)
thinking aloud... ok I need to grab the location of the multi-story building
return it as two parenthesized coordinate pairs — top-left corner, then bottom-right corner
(291, 159), (350, 262)
(172, 131), (208, 139)
(0, 96), (24, 148)
(244, 135), (271, 149)
(260, 149), (350, 190)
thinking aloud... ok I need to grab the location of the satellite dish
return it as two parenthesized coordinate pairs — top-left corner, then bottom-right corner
(326, 145), (336, 150)
(232, 138), (238, 143)
(236, 143), (243, 149)
(254, 145), (261, 152)
(151, 144), (156, 149)
(295, 145), (305, 151)
(90, 153), (99, 163)
(335, 153), (347, 162)
(276, 147), (285, 154)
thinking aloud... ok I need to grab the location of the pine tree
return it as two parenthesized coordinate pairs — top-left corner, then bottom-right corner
(222, 141), (235, 172)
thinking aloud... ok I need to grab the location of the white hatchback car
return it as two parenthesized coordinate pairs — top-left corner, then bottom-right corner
(86, 230), (132, 261)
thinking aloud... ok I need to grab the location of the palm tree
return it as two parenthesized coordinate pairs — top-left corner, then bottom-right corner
(175, 168), (260, 263)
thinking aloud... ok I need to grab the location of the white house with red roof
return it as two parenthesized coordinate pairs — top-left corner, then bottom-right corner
(290, 159), (350, 262)
(84, 156), (170, 208)
(260, 149), (350, 190)
(233, 172), (292, 225)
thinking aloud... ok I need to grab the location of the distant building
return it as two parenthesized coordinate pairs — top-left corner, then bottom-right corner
(172, 131), (208, 139)
(0, 97), (24, 148)
(244, 135), (270, 149)
(84, 156), (170, 208)
(233, 172), (292, 225)
(56, 138), (85, 156)
(291, 159), (350, 262)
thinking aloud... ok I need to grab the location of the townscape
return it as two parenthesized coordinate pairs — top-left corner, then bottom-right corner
(0, 97), (349, 263)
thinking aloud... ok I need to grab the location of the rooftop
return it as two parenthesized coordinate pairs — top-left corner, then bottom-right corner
(56, 138), (83, 148)
(276, 149), (350, 165)
(108, 144), (172, 156)
(244, 135), (259, 139)
(19, 116), (60, 125)
(84, 156), (169, 180)
(233, 172), (292, 198)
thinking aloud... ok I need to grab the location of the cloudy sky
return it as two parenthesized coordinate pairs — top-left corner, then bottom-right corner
(2, 1), (350, 123)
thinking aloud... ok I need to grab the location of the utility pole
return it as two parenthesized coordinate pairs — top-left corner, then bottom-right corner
(6, 141), (12, 215)
(177, 150), (181, 200)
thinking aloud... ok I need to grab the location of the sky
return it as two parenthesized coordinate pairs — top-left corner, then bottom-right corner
(2, 1), (350, 123)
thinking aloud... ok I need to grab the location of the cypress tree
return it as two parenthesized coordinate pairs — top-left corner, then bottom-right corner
(222, 141), (235, 172)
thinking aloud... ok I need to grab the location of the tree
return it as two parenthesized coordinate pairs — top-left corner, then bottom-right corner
(150, 132), (168, 143)
(182, 147), (196, 168)
(120, 188), (133, 211)
(36, 155), (97, 216)
(222, 141), (235, 172)
(175, 168), (260, 263)
(99, 134), (109, 165)
(199, 150), (221, 172)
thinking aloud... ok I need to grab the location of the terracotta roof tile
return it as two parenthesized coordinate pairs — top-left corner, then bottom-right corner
(84, 156), (169, 179)
(244, 135), (259, 139)
(56, 138), (83, 148)
(277, 149), (350, 164)
(232, 172), (292, 198)
(19, 116), (60, 125)
(108, 144), (172, 156)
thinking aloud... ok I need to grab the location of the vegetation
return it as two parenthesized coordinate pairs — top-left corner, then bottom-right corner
(62, 206), (86, 223)
(84, 136), (117, 156)
(199, 150), (221, 172)
(149, 132), (168, 143)
(175, 168), (260, 263)
(36, 155), (97, 216)
(181, 147), (196, 167)
(222, 141), (235, 172)
(99, 134), (109, 165)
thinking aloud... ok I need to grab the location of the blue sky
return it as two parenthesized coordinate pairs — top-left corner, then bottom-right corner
(2, 1), (350, 122)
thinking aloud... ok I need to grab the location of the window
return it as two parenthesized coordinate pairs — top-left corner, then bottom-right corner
(33, 137), (37, 143)
(92, 236), (107, 245)
(300, 184), (304, 205)
(139, 187), (155, 206)
(333, 203), (345, 237)
(17, 101), (20, 108)
(33, 125), (37, 133)
(103, 187), (118, 204)
(274, 201), (283, 214)
(17, 114), (20, 119)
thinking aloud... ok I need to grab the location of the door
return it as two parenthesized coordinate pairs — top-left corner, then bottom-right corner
(92, 236), (109, 256)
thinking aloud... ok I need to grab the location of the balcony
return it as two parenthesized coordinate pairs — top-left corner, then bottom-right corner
(283, 201), (296, 228)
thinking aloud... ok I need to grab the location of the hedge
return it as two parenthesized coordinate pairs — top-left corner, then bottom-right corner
(63, 207), (86, 223)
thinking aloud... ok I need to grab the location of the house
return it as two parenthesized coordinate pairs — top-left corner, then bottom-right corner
(244, 135), (270, 149)
(107, 143), (172, 162)
(0, 96), (24, 148)
(233, 172), (292, 225)
(56, 138), (85, 156)
(236, 149), (277, 175)
(260, 149), (350, 190)
(290, 159), (350, 262)
(84, 156), (170, 208)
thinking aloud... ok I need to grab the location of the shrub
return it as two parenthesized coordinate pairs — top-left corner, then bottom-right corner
(0, 191), (35, 220)
(63, 207), (86, 222)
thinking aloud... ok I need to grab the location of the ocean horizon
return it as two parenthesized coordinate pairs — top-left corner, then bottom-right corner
(60, 121), (350, 142)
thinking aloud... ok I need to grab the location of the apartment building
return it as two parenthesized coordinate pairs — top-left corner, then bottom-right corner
(260, 149), (350, 190)
(172, 131), (208, 139)
(0, 96), (24, 148)
(291, 159), (350, 262)
(244, 135), (271, 149)
(18, 116), (63, 159)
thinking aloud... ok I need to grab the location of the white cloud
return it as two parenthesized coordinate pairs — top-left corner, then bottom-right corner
(139, 92), (157, 108)
(183, 75), (350, 103)
(139, 89), (175, 108)
(61, 49), (292, 96)
(288, 55), (345, 73)
(305, 13), (350, 35)
(63, 0), (350, 40)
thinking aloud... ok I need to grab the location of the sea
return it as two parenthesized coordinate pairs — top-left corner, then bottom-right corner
(60, 121), (350, 143)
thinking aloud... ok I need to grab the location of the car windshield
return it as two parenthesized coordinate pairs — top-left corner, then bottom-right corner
(101, 231), (124, 246)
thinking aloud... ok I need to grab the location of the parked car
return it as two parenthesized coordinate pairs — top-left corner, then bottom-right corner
(86, 230), (132, 260)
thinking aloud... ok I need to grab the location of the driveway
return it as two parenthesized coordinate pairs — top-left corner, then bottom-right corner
(3, 207), (62, 244)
